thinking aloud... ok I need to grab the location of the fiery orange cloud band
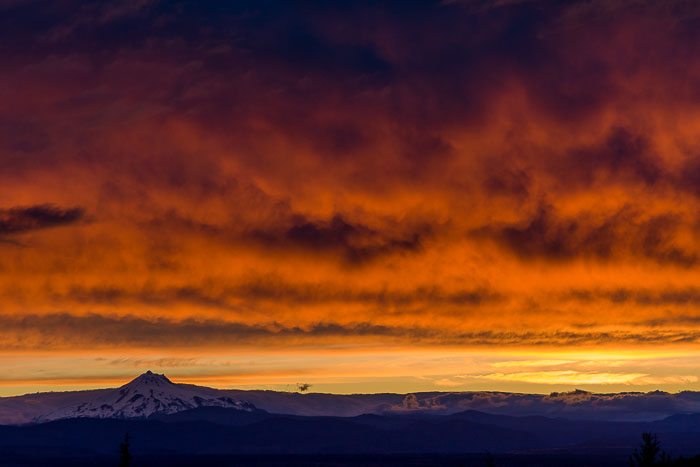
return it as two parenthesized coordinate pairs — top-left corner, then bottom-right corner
(1, 0), (700, 391)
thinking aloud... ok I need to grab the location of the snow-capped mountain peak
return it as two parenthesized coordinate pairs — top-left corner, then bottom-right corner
(34, 371), (255, 422)
(123, 370), (174, 389)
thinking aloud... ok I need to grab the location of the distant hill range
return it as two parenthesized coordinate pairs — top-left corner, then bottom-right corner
(3, 372), (700, 424)
(2, 372), (700, 464)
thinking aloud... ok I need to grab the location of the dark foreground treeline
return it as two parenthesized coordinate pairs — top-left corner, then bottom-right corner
(3, 408), (700, 465)
(5, 452), (700, 467)
(0, 453), (635, 467)
(628, 432), (700, 467)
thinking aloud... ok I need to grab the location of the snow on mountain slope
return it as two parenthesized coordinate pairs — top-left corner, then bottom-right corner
(0, 389), (112, 425)
(34, 371), (255, 422)
(3, 372), (700, 425)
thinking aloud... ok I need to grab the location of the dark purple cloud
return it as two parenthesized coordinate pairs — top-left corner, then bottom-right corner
(0, 204), (85, 235)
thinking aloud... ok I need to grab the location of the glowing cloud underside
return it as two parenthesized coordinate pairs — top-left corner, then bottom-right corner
(1, 0), (700, 394)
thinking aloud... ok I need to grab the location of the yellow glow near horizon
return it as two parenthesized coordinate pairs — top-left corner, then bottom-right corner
(477, 371), (649, 385)
(2, 348), (700, 397)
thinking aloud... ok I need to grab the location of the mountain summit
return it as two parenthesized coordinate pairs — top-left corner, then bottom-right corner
(34, 371), (255, 422)
(126, 370), (175, 388)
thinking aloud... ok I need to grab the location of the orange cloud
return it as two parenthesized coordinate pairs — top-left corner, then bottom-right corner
(1, 0), (700, 393)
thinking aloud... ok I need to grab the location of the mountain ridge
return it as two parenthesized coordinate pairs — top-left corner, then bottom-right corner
(33, 371), (255, 423)
(2, 372), (700, 425)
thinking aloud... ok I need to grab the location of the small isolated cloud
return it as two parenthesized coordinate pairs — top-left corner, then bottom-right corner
(393, 393), (447, 411)
(402, 394), (420, 409)
(0, 204), (85, 235)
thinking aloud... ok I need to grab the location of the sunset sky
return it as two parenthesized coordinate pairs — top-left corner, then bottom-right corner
(3, 0), (700, 396)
